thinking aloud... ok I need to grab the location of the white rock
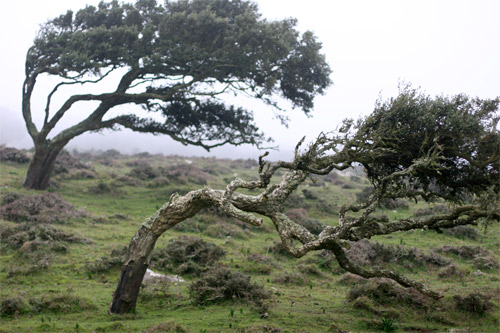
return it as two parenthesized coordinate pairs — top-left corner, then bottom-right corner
(143, 269), (185, 284)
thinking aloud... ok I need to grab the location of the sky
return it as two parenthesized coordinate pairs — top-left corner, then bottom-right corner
(1, 0), (499, 160)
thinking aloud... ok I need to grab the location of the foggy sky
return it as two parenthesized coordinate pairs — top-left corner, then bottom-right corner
(1, 0), (499, 160)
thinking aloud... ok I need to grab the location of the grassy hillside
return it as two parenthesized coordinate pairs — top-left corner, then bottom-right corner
(0, 148), (498, 332)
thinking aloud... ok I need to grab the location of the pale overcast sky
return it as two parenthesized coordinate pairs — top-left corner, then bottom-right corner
(1, 0), (499, 159)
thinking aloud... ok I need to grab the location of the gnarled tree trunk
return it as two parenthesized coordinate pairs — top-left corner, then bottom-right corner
(23, 144), (64, 190)
(109, 225), (159, 314)
(109, 190), (213, 314)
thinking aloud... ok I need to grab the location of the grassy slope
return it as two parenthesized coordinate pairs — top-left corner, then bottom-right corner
(0, 152), (498, 332)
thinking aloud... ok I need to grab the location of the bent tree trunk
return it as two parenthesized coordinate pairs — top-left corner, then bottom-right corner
(110, 190), (211, 314)
(110, 225), (159, 314)
(23, 144), (64, 190)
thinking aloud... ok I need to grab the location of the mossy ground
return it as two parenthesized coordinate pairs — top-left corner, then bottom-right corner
(0, 152), (498, 332)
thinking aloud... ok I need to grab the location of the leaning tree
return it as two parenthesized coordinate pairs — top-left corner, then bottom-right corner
(110, 86), (499, 314)
(22, 0), (330, 190)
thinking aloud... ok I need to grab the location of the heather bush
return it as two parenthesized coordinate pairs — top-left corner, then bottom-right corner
(142, 321), (188, 333)
(1, 192), (24, 205)
(347, 279), (430, 309)
(203, 223), (248, 239)
(189, 267), (270, 309)
(0, 193), (86, 224)
(53, 150), (92, 174)
(29, 293), (96, 314)
(0, 146), (30, 163)
(442, 226), (481, 240)
(453, 293), (494, 315)
(151, 236), (225, 276)
(0, 296), (28, 316)
(438, 264), (466, 279)
(346, 239), (449, 268)
(273, 271), (310, 285)
(0, 223), (91, 251)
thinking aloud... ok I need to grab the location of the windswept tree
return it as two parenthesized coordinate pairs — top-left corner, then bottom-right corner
(22, 0), (331, 190)
(110, 86), (499, 314)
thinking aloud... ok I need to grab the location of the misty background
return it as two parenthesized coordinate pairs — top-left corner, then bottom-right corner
(1, 0), (499, 160)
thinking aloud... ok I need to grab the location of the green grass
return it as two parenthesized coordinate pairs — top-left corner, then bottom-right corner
(0, 153), (499, 332)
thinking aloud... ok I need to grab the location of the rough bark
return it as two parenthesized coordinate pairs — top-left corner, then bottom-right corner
(23, 144), (63, 190)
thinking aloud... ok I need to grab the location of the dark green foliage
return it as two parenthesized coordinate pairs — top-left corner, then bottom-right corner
(453, 293), (494, 315)
(23, 0), (331, 190)
(0, 193), (86, 224)
(189, 267), (270, 308)
(151, 236), (225, 276)
(342, 85), (499, 202)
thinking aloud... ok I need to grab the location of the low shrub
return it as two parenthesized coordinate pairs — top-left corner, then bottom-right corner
(313, 250), (341, 272)
(189, 267), (270, 309)
(284, 208), (325, 235)
(151, 236), (225, 276)
(0, 296), (28, 316)
(2, 192), (25, 205)
(315, 199), (338, 215)
(337, 272), (367, 285)
(453, 293), (494, 315)
(0, 193), (86, 224)
(142, 321), (188, 333)
(203, 223), (248, 239)
(29, 293), (96, 314)
(438, 246), (498, 269)
(241, 261), (274, 275)
(273, 271), (310, 285)
(441, 225), (480, 240)
(267, 242), (295, 258)
(244, 325), (282, 333)
(346, 239), (449, 269)
(0, 223), (92, 251)
(347, 279), (430, 309)
(85, 246), (128, 273)
(438, 264), (466, 279)
(413, 204), (450, 217)
(0, 146), (30, 163)
(53, 150), (92, 174)
(297, 263), (323, 276)
(128, 164), (158, 180)
(302, 189), (317, 200)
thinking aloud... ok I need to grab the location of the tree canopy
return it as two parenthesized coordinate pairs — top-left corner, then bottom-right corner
(110, 86), (499, 313)
(22, 0), (331, 190)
